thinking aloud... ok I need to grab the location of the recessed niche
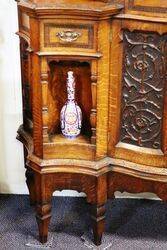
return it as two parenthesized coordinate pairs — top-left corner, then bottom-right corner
(48, 60), (92, 142)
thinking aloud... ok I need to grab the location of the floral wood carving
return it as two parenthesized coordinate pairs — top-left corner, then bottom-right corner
(120, 30), (167, 149)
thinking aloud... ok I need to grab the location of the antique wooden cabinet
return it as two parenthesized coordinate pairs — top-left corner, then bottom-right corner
(16, 0), (167, 246)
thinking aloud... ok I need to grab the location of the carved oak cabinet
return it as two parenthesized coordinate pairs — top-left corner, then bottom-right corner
(16, 0), (167, 246)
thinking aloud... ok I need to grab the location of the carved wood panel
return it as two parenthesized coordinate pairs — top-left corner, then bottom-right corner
(120, 30), (167, 149)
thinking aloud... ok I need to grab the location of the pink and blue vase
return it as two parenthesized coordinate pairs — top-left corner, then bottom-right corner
(60, 71), (82, 139)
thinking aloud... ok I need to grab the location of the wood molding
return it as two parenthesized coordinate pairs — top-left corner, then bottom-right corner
(17, 1), (123, 19)
(115, 14), (167, 23)
(17, 126), (167, 181)
(36, 51), (102, 59)
(128, 0), (167, 13)
(108, 172), (167, 201)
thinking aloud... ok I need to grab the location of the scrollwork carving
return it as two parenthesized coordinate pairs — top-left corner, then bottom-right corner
(120, 30), (167, 149)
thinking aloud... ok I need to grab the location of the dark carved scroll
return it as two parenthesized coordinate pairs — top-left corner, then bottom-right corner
(120, 30), (167, 149)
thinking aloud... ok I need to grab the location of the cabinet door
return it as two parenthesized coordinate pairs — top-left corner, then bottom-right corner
(108, 19), (167, 168)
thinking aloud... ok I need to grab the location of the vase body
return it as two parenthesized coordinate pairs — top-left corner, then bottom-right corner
(60, 71), (82, 138)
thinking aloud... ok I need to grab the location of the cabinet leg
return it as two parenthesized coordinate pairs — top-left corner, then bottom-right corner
(89, 174), (107, 246)
(91, 204), (105, 246)
(25, 168), (36, 206)
(36, 204), (52, 243)
(34, 173), (52, 244)
(24, 146), (36, 206)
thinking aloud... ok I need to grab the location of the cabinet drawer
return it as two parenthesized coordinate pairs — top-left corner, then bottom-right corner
(42, 22), (96, 50)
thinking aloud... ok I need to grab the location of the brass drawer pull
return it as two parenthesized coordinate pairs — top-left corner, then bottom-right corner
(56, 29), (81, 43)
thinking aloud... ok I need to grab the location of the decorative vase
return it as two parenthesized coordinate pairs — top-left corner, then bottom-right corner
(60, 71), (82, 139)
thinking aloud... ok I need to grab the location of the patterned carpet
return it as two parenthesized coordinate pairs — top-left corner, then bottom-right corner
(0, 194), (167, 249)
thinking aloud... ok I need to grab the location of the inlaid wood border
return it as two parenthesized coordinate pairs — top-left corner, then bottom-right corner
(128, 0), (167, 13)
(44, 23), (94, 49)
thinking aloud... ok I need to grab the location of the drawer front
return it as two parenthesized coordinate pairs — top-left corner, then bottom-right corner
(43, 22), (95, 50)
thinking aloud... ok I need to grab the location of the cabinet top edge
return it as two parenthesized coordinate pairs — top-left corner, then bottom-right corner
(16, 0), (124, 18)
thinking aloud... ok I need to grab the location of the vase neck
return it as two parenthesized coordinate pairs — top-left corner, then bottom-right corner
(67, 71), (75, 101)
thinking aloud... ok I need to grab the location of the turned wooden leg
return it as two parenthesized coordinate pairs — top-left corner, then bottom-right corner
(34, 173), (52, 243)
(91, 203), (106, 245)
(89, 174), (107, 246)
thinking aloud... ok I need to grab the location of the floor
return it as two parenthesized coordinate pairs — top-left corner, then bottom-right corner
(0, 194), (167, 249)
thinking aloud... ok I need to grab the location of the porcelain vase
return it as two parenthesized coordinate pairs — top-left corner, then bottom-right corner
(60, 71), (82, 138)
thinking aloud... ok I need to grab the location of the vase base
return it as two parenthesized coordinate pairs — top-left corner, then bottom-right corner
(62, 135), (79, 139)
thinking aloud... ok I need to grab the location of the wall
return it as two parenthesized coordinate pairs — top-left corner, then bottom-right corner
(0, 0), (26, 194)
(0, 0), (158, 199)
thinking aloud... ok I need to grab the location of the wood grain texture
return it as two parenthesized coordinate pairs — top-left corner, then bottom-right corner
(41, 57), (49, 143)
(16, 0), (167, 246)
(108, 19), (123, 157)
(120, 30), (167, 150)
(20, 38), (33, 134)
(108, 172), (167, 201)
(17, 126), (167, 181)
(128, 0), (167, 13)
(44, 23), (94, 49)
(90, 60), (98, 144)
(108, 19), (167, 168)
(29, 17), (43, 158)
(32, 171), (107, 244)
(96, 20), (110, 159)
(17, 0), (123, 19)
(123, 0), (167, 19)
(40, 19), (98, 53)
